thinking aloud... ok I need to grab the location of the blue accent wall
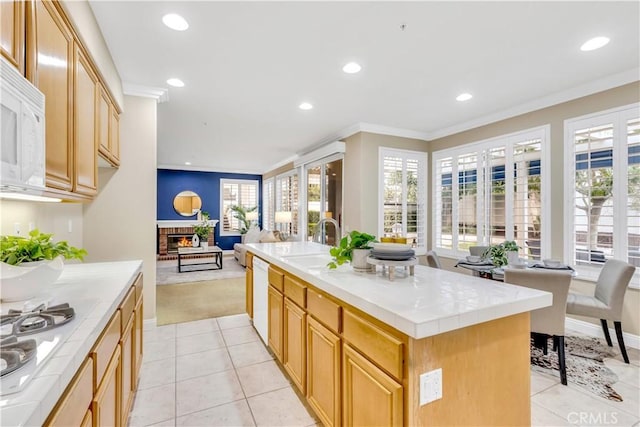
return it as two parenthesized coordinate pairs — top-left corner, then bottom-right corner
(157, 169), (262, 250)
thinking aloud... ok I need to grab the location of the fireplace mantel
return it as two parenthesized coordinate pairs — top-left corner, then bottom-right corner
(157, 220), (219, 228)
(157, 220), (219, 259)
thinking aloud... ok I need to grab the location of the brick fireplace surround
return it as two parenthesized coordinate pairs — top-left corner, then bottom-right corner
(157, 220), (218, 260)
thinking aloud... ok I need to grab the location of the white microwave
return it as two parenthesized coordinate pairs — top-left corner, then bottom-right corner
(0, 55), (46, 196)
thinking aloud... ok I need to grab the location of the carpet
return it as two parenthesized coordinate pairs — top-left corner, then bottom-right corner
(156, 256), (246, 285)
(531, 336), (622, 401)
(156, 277), (246, 326)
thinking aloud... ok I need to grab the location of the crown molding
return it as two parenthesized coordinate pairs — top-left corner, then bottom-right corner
(358, 122), (430, 141)
(157, 163), (261, 175)
(122, 82), (169, 103)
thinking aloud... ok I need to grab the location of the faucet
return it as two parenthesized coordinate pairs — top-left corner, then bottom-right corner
(311, 217), (341, 246)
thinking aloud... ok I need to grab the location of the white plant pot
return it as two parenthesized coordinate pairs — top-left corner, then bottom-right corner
(201, 241), (209, 249)
(0, 256), (64, 302)
(351, 248), (372, 272)
(507, 251), (519, 266)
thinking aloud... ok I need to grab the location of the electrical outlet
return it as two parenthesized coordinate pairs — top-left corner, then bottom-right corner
(28, 222), (35, 232)
(419, 368), (442, 405)
(14, 222), (21, 235)
(68, 219), (73, 233)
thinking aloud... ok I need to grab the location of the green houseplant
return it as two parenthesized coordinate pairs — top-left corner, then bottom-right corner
(328, 231), (377, 269)
(193, 211), (212, 243)
(483, 240), (520, 267)
(229, 205), (257, 234)
(0, 229), (87, 266)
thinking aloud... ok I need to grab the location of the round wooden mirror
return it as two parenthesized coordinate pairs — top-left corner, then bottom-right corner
(173, 190), (202, 217)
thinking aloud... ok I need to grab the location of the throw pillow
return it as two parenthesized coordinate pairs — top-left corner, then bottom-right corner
(259, 230), (280, 243)
(244, 226), (261, 244)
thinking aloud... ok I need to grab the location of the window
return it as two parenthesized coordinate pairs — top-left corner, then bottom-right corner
(262, 178), (274, 230)
(379, 148), (427, 251)
(276, 171), (299, 236)
(220, 179), (259, 235)
(433, 126), (549, 260)
(564, 104), (640, 281)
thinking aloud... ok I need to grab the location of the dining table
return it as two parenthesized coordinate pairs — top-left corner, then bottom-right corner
(455, 259), (577, 281)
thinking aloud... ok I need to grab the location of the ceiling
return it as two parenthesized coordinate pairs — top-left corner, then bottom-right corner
(89, 1), (639, 174)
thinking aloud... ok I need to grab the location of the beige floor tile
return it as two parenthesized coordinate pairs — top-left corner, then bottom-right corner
(532, 383), (639, 426)
(605, 358), (640, 388)
(176, 330), (225, 356)
(138, 357), (176, 390)
(176, 370), (245, 417)
(146, 419), (176, 427)
(176, 318), (219, 337)
(144, 324), (177, 343)
(217, 313), (252, 330)
(581, 379), (640, 420)
(247, 387), (316, 427)
(531, 402), (571, 426)
(176, 399), (256, 426)
(227, 341), (274, 368)
(144, 339), (176, 362)
(129, 383), (176, 427)
(221, 325), (260, 346)
(236, 360), (291, 397)
(176, 348), (234, 381)
(531, 369), (560, 395)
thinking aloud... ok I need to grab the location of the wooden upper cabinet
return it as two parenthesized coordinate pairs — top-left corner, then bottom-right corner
(31, 0), (74, 192)
(73, 46), (98, 196)
(109, 105), (120, 165)
(1, 0), (25, 72)
(97, 85), (110, 160)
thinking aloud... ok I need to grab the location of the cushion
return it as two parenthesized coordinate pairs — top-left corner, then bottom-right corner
(244, 226), (261, 244)
(259, 230), (280, 243)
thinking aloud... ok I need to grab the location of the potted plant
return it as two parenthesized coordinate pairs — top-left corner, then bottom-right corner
(0, 229), (87, 301)
(483, 240), (520, 267)
(229, 205), (257, 234)
(328, 230), (377, 270)
(193, 211), (212, 247)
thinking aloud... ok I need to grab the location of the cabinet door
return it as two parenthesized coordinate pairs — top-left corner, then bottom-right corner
(246, 266), (253, 318)
(120, 316), (134, 426)
(267, 285), (283, 362)
(307, 316), (341, 427)
(44, 358), (93, 427)
(93, 344), (121, 427)
(133, 297), (143, 382)
(109, 106), (120, 165)
(97, 84), (110, 161)
(73, 46), (98, 196)
(32, 0), (74, 191)
(283, 298), (306, 393)
(0, 0), (24, 72)
(342, 344), (403, 427)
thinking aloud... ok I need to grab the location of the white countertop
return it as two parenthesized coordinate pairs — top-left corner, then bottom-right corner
(248, 242), (551, 339)
(0, 260), (142, 427)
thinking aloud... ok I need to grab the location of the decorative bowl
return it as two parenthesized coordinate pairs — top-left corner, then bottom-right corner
(542, 259), (563, 268)
(0, 256), (64, 302)
(370, 242), (412, 252)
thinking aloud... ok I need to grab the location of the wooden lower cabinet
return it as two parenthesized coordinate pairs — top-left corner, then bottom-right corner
(93, 344), (121, 427)
(44, 358), (93, 427)
(307, 316), (341, 427)
(120, 316), (134, 426)
(342, 343), (403, 427)
(267, 285), (284, 362)
(134, 297), (144, 382)
(283, 298), (306, 393)
(80, 409), (92, 427)
(246, 266), (253, 318)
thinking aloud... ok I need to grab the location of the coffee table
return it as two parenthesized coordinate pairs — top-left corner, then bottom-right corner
(177, 246), (223, 272)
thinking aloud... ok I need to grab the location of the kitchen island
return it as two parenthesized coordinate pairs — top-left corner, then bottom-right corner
(246, 242), (551, 426)
(0, 260), (143, 427)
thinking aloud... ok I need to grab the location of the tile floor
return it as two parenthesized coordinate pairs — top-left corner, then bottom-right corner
(131, 314), (640, 426)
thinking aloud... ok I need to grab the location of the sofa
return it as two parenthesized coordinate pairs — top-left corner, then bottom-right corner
(233, 227), (288, 267)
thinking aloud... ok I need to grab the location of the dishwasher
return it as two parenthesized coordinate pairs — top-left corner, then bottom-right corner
(252, 257), (269, 344)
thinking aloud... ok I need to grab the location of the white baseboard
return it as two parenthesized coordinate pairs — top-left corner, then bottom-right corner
(565, 317), (640, 350)
(144, 318), (157, 329)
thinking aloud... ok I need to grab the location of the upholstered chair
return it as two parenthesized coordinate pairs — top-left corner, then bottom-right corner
(469, 246), (490, 258)
(424, 251), (442, 269)
(504, 269), (572, 385)
(566, 259), (635, 364)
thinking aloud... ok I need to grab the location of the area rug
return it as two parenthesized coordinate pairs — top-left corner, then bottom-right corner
(156, 277), (246, 325)
(156, 256), (246, 285)
(531, 336), (622, 401)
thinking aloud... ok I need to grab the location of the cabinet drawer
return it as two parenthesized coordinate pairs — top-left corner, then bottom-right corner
(44, 358), (93, 427)
(268, 266), (284, 292)
(134, 273), (143, 303)
(246, 252), (254, 268)
(91, 310), (121, 391)
(120, 286), (135, 333)
(342, 310), (403, 381)
(307, 288), (341, 333)
(284, 275), (306, 308)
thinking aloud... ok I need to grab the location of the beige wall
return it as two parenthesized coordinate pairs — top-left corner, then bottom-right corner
(83, 96), (158, 319)
(263, 162), (295, 180)
(428, 82), (640, 336)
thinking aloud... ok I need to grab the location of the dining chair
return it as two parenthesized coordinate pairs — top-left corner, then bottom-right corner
(565, 259), (635, 364)
(504, 269), (572, 385)
(469, 246), (490, 258)
(424, 251), (442, 269)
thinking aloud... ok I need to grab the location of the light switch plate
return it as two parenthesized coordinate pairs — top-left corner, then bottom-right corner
(419, 368), (442, 405)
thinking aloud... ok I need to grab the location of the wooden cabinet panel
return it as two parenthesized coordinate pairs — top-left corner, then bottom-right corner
(268, 266), (284, 292)
(97, 84), (110, 160)
(134, 274), (143, 303)
(283, 298), (306, 393)
(268, 285), (283, 362)
(109, 106), (120, 164)
(91, 310), (121, 391)
(44, 358), (93, 427)
(80, 409), (92, 427)
(307, 317), (341, 427)
(284, 275), (306, 308)
(32, 0), (74, 191)
(1, 0), (24, 72)
(93, 344), (121, 427)
(73, 46), (98, 196)
(133, 297), (143, 382)
(119, 287), (135, 333)
(246, 252), (253, 268)
(246, 266), (253, 318)
(307, 288), (341, 333)
(342, 344), (402, 427)
(120, 316), (134, 426)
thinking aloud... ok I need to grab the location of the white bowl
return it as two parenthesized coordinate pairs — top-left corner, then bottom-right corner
(0, 256), (64, 302)
(542, 259), (563, 268)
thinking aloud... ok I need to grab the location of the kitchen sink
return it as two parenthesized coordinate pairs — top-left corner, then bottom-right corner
(282, 253), (333, 269)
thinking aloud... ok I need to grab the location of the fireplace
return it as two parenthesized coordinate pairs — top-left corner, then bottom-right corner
(157, 220), (218, 260)
(167, 234), (195, 253)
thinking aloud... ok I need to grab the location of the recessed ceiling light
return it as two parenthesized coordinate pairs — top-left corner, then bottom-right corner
(162, 13), (189, 31)
(580, 36), (610, 52)
(185, 161), (191, 166)
(456, 93), (473, 102)
(299, 102), (313, 110)
(342, 62), (362, 74)
(167, 78), (185, 87)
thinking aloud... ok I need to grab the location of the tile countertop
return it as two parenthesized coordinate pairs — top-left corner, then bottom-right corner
(248, 242), (551, 339)
(0, 260), (142, 427)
